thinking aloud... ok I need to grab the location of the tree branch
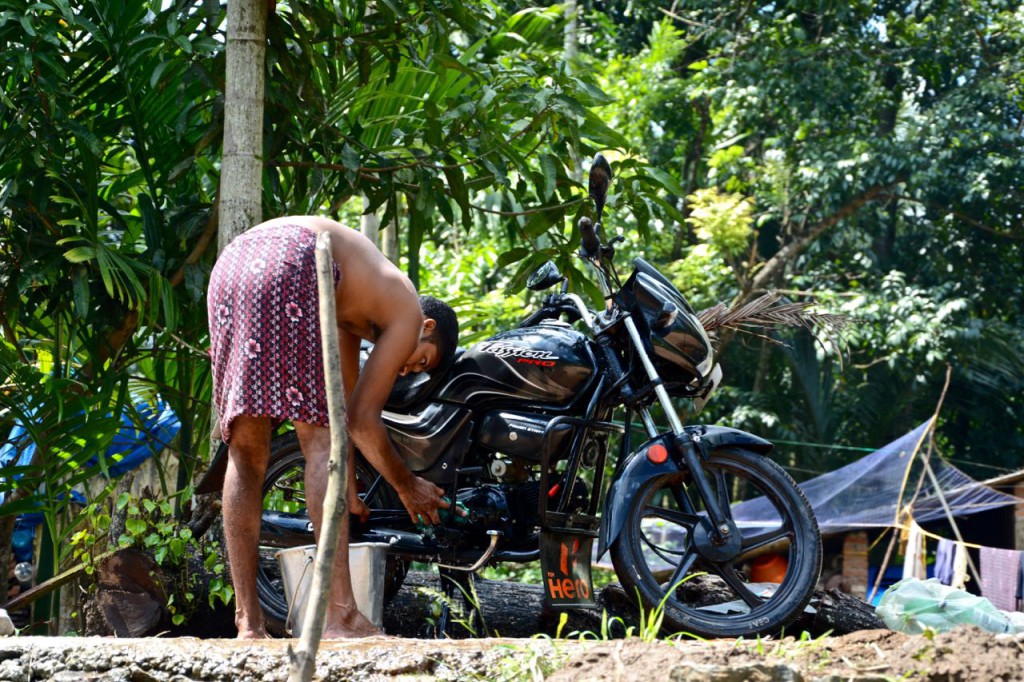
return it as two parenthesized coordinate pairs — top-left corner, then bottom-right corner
(890, 193), (1024, 242)
(743, 185), (891, 304)
(169, 194), (220, 288)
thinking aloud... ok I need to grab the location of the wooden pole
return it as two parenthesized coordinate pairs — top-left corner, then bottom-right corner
(288, 232), (348, 682)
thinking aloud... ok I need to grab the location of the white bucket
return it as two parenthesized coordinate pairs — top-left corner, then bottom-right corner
(275, 542), (390, 638)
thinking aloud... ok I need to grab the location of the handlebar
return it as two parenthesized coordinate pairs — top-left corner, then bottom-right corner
(518, 293), (593, 329)
(518, 307), (556, 328)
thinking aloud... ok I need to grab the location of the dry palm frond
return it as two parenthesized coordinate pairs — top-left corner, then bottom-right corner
(698, 292), (849, 346)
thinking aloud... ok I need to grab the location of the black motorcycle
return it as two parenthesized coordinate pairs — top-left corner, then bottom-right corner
(249, 155), (822, 638)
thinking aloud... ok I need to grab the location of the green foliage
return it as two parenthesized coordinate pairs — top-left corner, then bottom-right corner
(261, 0), (670, 292)
(1, 0), (216, 520)
(69, 491), (231, 626)
(685, 188), (755, 258)
(580, 0), (1024, 475)
(0, 339), (135, 581)
(416, 237), (530, 344)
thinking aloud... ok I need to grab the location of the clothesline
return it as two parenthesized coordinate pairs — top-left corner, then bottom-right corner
(894, 520), (1023, 613)
(908, 523), (982, 550)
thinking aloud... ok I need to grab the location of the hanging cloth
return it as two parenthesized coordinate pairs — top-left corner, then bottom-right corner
(902, 521), (928, 581)
(934, 538), (955, 586)
(1017, 555), (1024, 611)
(951, 542), (969, 591)
(979, 546), (1021, 612)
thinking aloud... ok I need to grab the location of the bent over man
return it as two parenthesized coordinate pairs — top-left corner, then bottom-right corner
(207, 216), (459, 639)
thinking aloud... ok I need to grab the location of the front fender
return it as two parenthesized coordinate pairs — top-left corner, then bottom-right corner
(596, 425), (773, 559)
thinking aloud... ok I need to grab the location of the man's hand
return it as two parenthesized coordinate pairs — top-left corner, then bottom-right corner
(397, 475), (450, 525)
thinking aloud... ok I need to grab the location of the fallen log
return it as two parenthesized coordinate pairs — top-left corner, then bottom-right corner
(382, 570), (883, 639)
(76, 556), (881, 640)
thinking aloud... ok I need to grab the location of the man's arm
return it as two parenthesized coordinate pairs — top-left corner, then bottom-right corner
(342, 321), (449, 524)
(338, 327), (370, 520)
(338, 326), (362, 406)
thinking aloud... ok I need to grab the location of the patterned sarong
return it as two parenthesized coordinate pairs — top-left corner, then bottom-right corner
(208, 223), (339, 442)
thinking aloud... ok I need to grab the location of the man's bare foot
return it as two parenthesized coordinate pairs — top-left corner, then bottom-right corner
(322, 610), (383, 638)
(235, 615), (270, 639)
(236, 628), (271, 639)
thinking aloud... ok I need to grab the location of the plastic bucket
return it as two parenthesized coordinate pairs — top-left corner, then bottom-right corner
(750, 553), (788, 583)
(275, 542), (390, 637)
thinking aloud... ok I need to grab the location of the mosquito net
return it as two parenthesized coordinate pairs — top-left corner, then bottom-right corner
(732, 420), (1022, 534)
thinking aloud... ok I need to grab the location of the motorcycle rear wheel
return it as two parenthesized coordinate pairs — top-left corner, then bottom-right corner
(610, 447), (821, 639)
(256, 431), (408, 636)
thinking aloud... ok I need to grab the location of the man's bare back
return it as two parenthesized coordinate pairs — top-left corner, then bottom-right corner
(255, 216), (420, 344)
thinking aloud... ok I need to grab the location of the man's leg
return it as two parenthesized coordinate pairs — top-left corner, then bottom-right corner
(222, 415), (272, 639)
(294, 421), (381, 637)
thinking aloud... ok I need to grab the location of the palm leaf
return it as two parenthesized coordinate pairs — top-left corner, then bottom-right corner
(698, 292), (849, 344)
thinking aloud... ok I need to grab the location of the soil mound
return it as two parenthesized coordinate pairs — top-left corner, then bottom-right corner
(549, 626), (1024, 681)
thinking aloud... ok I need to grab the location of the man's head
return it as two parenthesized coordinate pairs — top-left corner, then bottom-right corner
(418, 295), (459, 370)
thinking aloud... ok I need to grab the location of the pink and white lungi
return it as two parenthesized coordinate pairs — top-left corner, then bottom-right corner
(207, 223), (339, 442)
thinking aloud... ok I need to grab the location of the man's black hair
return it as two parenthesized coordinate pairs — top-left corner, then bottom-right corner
(419, 295), (459, 369)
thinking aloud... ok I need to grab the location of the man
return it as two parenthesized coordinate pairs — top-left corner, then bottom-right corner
(207, 216), (459, 639)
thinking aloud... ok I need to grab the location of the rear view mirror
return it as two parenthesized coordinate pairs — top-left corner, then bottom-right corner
(588, 154), (613, 223)
(526, 261), (564, 291)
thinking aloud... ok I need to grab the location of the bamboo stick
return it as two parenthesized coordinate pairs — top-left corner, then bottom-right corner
(288, 232), (348, 682)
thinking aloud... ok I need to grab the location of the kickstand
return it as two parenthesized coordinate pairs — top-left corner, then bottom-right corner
(434, 568), (485, 639)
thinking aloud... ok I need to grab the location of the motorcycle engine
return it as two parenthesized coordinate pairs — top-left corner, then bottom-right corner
(455, 481), (541, 542)
(456, 485), (509, 529)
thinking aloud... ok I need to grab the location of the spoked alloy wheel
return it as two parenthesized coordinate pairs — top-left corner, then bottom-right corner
(611, 447), (821, 639)
(256, 431), (408, 636)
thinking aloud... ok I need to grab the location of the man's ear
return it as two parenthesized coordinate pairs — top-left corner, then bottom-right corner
(422, 318), (437, 334)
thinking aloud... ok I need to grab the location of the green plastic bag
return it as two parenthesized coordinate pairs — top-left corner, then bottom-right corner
(876, 577), (1024, 635)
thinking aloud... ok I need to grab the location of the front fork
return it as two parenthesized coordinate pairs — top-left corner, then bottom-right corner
(672, 431), (735, 540)
(620, 316), (734, 542)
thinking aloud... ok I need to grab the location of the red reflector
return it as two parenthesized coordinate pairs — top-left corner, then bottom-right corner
(548, 483), (561, 498)
(647, 444), (669, 464)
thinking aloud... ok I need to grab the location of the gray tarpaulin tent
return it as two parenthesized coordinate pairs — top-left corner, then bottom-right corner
(595, 421), (1021, 573)
(732, 420), (1021, 535)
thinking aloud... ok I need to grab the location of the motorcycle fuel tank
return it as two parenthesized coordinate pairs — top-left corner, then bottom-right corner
(438, 322), (596, 408)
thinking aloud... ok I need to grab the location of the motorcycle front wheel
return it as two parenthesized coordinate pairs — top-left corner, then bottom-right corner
(257, 431), (408, 636)
(610, 447), (821, 639)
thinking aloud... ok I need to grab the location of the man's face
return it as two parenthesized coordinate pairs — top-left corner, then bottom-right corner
(397, 318), (441, 376)
(398, 340), (440, 376)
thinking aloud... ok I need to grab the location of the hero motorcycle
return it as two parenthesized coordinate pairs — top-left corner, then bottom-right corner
(247, 154), (822, 638)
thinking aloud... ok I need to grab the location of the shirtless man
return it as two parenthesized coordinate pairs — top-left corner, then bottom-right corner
(207, 216), (459, 639)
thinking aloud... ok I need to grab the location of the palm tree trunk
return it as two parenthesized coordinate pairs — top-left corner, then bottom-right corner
(563, 0), (578, 66)
(361, 196), (380, 247)
(382, 216), (398, 263)
(563, 0), (582, 183)
(219, 0), (267, 250)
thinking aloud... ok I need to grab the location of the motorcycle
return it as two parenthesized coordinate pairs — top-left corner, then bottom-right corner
(248, 154), (822, 638)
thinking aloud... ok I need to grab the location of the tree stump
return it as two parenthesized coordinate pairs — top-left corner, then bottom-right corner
(89, 550), (167, 637)
(81, 548), (235, 638)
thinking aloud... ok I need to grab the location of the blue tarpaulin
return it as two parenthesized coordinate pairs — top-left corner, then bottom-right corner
(0, 397), (181, 506)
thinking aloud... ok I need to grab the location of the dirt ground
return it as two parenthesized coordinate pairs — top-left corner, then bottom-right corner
(0, 626), (1022, 681)
(551, 626), (1024, 681)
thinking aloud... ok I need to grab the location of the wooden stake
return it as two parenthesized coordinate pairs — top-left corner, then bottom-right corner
(288, 232), (348, 682)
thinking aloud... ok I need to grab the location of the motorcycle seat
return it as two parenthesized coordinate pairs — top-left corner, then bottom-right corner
(382, 347), (465, 412)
